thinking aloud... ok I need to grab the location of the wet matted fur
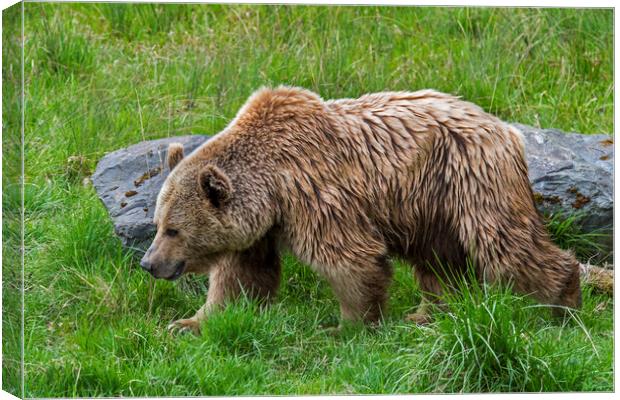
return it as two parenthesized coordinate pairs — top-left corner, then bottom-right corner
(140, 86), (581, 333)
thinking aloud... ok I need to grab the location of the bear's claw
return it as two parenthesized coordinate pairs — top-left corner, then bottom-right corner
(167, 318), (201, 336)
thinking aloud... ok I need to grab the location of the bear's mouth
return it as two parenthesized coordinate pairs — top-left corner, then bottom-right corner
(165, 260), (186, 281)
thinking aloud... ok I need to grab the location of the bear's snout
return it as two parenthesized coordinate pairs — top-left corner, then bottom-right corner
(139, 256), (152, 272)
(139, 246), (186, 280)
(140, 246), (155, 273)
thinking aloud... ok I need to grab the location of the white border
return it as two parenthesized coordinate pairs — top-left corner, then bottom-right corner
(0, 1), (616, 399)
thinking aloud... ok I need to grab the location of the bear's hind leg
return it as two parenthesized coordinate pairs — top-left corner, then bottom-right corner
(472, 227), (582, 319)
(551, 262), (582, 319)
(454, 135), (582, 318)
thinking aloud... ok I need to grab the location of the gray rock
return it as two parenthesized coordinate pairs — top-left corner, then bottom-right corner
(92, 125), (613, 253)
(515, 124), (613, 246)
(92, 135), (209, 252)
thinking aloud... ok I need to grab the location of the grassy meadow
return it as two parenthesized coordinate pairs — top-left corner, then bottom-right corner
(2, 3), (614, 396)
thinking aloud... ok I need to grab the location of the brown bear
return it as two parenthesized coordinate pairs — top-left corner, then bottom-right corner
(139, 86), (582, 334)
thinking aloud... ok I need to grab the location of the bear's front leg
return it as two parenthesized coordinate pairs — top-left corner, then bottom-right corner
(167, 317), (202, 335)
(168, 234), (280, 335)
(167, 269), (230, 335)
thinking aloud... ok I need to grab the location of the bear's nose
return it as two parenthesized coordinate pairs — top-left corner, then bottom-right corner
(140, 256), (152, 272)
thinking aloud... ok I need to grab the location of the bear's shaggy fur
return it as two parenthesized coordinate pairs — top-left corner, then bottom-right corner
(140, 86), (581, 333)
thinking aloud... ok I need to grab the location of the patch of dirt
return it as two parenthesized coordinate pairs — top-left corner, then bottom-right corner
(65, 155), (92, 181)
(567, 186), (591, 209)
(134, 167), (161, 187)
(533, 192), (561, 205)
(600, 138), (613, 147)
(125, 190), (138, 197)
(581, 263), (613, 295)
(572, 193), (591, 209)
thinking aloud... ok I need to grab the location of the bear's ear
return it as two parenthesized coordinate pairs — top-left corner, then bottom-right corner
(167, 143), (185, 171)
(198, 164), (232, 208)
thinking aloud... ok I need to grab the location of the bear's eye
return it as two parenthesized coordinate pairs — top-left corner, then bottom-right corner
(165, 229), (179, 237)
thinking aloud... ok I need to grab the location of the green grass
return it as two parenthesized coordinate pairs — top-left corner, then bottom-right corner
(3, 3), (613, 396)
(3, 3), (24, 397)
(545, 212), (609, 262)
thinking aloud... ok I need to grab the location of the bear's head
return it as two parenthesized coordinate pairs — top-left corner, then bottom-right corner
(139, 142), (242, 280)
